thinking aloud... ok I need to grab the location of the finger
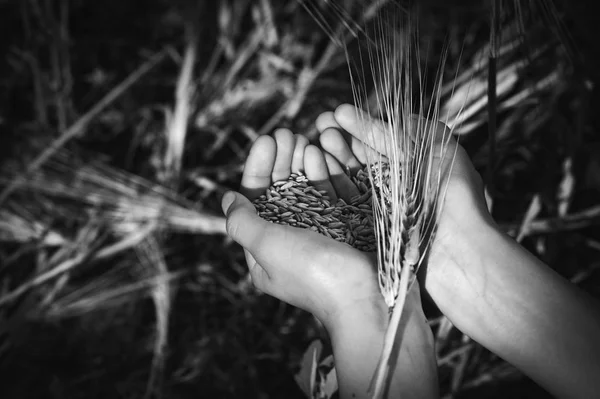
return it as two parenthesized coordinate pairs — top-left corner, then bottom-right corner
(223, 191), (285, 296)
(291, 134), (309, 174)
(335, 104), (391, 157)
(223, 191), (269, 248)
(319, 127), (363, 173)
(333, 105), (388, 164)
(315, 111), (341, 132)
(317, 112), (370, 165)
(241, 135), (276, 199)
(336, 104), (454, 155)
(324, 153), (360, 203)
(272, 128), (295, 182)
(350, 137), (372, 165)
(304, 145), (338, 202)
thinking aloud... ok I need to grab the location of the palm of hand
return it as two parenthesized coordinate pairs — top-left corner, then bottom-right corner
(239, 125), (386, 327)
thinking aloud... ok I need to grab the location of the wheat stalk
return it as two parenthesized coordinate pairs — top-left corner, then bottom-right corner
(254, 2), (457, 398)
(345, 6), (456, 397)
(0, 149), (226, 237)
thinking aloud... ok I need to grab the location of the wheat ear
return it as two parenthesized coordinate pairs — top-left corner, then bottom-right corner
(344, 6), (455, 398)
(256, 2), (456, 397)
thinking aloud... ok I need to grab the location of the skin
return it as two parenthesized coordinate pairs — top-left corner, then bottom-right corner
(224, 126), (439, 399)
(222, 105), (600, 399)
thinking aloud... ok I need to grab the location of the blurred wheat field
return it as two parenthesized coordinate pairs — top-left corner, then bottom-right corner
(1, 1), (600, 398)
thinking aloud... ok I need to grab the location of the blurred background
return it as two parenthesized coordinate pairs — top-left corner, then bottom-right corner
(1, 0), (599, 398)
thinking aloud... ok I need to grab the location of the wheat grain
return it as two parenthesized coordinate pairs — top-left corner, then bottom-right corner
(252, 164), (390, 253)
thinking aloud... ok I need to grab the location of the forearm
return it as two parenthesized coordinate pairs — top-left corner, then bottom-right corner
(326, 290), (439, 399)
(429, 218), (600, 399)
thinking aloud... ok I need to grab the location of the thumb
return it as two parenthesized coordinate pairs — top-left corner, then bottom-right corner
(221, 190), (336, 273)
(221, 191), (265, 248)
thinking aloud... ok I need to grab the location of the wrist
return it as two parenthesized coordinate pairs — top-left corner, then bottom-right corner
(424, 207), (501, 329)
(428, 209), (600, 398)
(324, 295), (389, 341)
(326, 288), (438, 399)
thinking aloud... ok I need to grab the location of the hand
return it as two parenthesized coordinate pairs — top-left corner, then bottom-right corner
(314, 104), (496, 327)
(222, 128), (387, 329)
(222, 128), (438, 398)
(299, 104), (600, 399)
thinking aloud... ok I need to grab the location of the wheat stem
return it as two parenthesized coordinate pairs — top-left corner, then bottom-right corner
(370, 253), (415, 399)
(486, 0), (501, 202)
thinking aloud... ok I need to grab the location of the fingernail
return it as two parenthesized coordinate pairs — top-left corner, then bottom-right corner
(221, 191), (236, 215)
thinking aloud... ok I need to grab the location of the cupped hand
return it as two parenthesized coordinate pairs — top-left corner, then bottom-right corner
(222, 128), (389, 329)
(316, 104), (496, 323)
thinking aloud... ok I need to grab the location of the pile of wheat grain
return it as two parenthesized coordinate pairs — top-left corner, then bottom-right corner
(252, 163), (392, 253)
